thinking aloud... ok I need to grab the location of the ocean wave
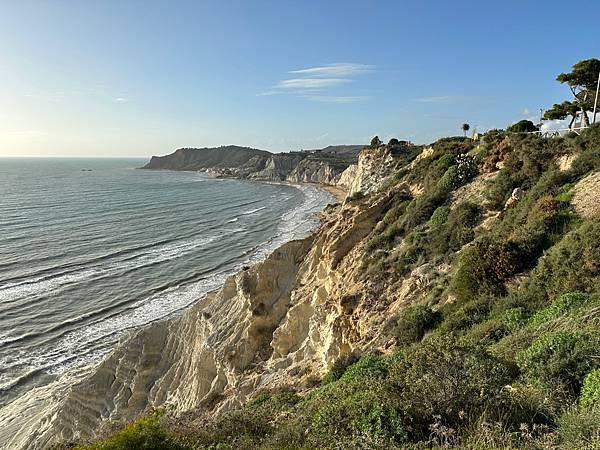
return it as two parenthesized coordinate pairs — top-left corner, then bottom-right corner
(241, 206), (267, 215)
(0, 236), (218, 305)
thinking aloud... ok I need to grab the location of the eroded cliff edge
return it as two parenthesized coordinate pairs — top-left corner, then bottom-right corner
(2, 142), (412, 449)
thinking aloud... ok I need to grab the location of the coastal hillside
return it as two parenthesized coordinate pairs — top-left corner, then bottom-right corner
(142, 144), (363, 184)
(11, 124), (600, 449)
(142, 145), (271, 171)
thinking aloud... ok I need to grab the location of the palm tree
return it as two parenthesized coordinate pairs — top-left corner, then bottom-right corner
(461, 123), (470, 137)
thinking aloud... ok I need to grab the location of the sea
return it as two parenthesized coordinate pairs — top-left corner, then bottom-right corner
(0, 157), (333, 408)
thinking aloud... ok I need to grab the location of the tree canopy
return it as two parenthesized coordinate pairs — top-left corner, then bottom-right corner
(547, 58), (600, 127)
(507, 119), (538, 133)
(370, 135), (382, 148)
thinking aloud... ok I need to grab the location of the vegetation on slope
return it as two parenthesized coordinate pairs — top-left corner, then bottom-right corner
(61, 58), (600, 448)
(65, 122), (600, 450)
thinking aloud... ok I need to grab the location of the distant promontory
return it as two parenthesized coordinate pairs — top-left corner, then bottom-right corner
(141, 144), (364, 186)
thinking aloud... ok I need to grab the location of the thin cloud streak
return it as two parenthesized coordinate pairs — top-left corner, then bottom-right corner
(260, 62), (374, 104)
(303, 95), (369, 104)
(277, 78), (351, 89)
(289, 63), (375, 77)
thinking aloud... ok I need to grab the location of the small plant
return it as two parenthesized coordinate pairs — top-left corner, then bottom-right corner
(429, 205), (451, 225)
(580, 369), (600, 408)
(347, 190), (366, 202)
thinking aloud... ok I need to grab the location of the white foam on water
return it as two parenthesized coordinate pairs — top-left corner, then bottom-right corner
(241, 206), (267, 215)
(0, 270), (97, 305)
(0, 236), (218, 305)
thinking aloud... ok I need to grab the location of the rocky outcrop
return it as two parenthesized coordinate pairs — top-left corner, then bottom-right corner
(336, 164), (358, 190)
(348, 145), (398, 195)
(243, 153), (306, 181)
(286, 159), (344, 185)
(572, 171), (600, 218)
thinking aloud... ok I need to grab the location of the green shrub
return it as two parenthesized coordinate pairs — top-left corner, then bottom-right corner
(80, 413), (185, 450)
(437, 153), (455, 169)
(396, 337), (513, 434)
(529, 292), (588, 325)
(321, 353), (359, 385)
(429, 205), (450, 225)
(452, 237), (522, 299)
(394, 304), (442, 346)
(310, 383), (407, 445)
(347, 190), (366, 201)
(522, 221), (600, 301)
(439, 295), (493, 332)
(500, 307), (529, 332)
(431, 202), (480, 255)
(341, 354), (389, 382)
(516, 331), (600, 394)
(437, 165), (459, 191)
(580, 369), (600, 408)
(491, 383), (556, 428)
(556, 406), (600, 449)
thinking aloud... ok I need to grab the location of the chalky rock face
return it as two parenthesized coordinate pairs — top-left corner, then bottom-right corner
(336, 164), (358, 190)
(348, 146), (398, 195)
(286, 159), (346, 185)
(572, 171), (600, 219)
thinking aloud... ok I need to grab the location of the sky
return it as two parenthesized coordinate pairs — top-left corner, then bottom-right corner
(0, 1), (598, 157)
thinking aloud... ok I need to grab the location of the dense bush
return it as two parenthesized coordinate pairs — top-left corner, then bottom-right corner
(77, 413), (184, 450)
(516, 331), (600, 395)
(321, 353), (359, 385)
(529, 292), (588, 325)
(394, 337), (514, 435)
(394, 304), (442, 346)
(452, 237), (522, 299)
(429, 205), (450, 225)
(521, 221), (600, 301)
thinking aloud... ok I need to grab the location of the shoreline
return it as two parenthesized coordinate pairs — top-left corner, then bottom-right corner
(0, 173), (339, 449)
(139, 166), (349, 203)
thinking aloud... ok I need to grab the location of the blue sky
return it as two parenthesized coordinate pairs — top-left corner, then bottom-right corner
(0, 0), (598, 157)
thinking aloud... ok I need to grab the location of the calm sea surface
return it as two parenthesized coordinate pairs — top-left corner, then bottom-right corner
(0, 158), (332, 406)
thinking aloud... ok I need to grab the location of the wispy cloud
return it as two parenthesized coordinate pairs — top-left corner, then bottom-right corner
(415, 95), (464, 103)
(277, 78), (351, 89)
(302, 95), (369, 104)
(289, 63), (375, 77)
(261, 62), (374, 104)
